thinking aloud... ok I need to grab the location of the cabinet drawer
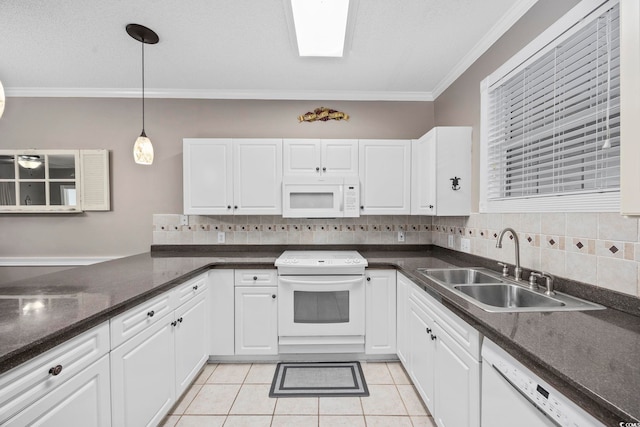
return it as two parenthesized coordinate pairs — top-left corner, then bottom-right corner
(0, 322), (110, 424)
(173, 273), (208, 308)
(234, 269), (277, 286)
(409, 282), (481, 361)
(110, 292), (173, 349)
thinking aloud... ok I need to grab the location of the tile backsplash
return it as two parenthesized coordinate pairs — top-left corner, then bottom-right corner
(153, 212), (640, 298)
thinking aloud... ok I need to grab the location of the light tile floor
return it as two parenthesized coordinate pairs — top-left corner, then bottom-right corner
(161, 362), (436, 427)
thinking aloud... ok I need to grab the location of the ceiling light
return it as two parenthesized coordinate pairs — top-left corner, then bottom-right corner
(127, 23), (159, 166)
(0, 80), (5, 118)
(18, 155), (42, 169)
(291, 0), (349, 57)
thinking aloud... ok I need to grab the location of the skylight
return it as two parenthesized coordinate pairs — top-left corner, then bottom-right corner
(291, 0), (349, 57)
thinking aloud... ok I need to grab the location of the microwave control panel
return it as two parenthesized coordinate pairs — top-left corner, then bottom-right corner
(343, 184), (360, 217)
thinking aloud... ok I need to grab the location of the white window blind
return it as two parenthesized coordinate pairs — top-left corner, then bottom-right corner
(481, 0), (620, 212)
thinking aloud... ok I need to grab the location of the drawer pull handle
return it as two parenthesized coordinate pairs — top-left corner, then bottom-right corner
(426, 328), (432, 334)
(192, 285), (198, 291)
(430, 334), (437, 341)
(147, 310), (155, 317)
(49, 365), (63, 376)
(178, 317), (183, 323)
(171, 321), (177, 327)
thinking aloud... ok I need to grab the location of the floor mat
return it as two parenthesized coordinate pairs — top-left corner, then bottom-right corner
(269, 361), (369, 398)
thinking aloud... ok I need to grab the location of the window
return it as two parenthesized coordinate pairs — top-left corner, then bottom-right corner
(480, 0), (620, 212)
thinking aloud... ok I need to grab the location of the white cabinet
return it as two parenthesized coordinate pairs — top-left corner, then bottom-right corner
(395, 273), (410, 365)
(365, 269), (396, 355)
(209, 269), (235, 356)
(234, 270), (278, 355)
(183, 138), (282, 215)
(283, 139), (358, 176)
(0, 323), (111, 427)
(359, 139), (411, 214)
(399, 273), (481, 427)
(411, 127), (471, 216)
(110, 273), (209, 427)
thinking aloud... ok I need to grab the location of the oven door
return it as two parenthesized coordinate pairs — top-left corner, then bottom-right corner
(277, 275), (365, 337)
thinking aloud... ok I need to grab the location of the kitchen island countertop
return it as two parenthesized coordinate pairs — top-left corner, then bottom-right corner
(0, 245), (638, 425)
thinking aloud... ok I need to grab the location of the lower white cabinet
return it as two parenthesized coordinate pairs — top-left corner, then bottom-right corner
(110, 273), (209, 427)
(400, 273), (481, 427)
(365, 269), (397, 355)
(235, 286), (278, 355)
(0, 323), (111, 427)
(396, 273), (410, 364)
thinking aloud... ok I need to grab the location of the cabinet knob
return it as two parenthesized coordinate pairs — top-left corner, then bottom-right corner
(430, 334), (437, 341)
(49, 364), (63, 376)
(171, 321), (177, 327)
(360, 206), (364, 210)
(227, 205), (231, 209)
(426, 327), (432, 334)
(272, 294), (276, 299)
(322, 167), (326, 172)
(253, 276), (258, 281)
(366, 277), (371, 281)
(193, 285), (198, 291)
(147, 310), (155, 317)
(234, 205), (238, 209)
(429, 205), (434, 209)
(316, 167), (320, 172)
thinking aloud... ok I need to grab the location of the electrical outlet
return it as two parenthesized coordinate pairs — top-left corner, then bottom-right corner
(460, 238), (471, 253)
(448, 234), (454, 248)
(217, 231), (225, 243)
(397, 231), (405, 242)
(179, 215), (189, 226)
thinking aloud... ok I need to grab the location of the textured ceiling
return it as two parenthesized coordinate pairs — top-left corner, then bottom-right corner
(0, 0), (536, 100)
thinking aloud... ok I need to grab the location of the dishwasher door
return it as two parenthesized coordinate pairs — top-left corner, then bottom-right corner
(482, 359), (554, 427)
(481, 339), (604, 427)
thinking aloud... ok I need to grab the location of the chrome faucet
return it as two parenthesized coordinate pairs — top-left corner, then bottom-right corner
(496, 227), (522, 281)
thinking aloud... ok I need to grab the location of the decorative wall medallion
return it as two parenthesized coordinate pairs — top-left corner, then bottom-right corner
(298, 107), (349, 122)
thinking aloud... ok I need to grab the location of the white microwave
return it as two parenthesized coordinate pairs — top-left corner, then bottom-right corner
(282, 176), (360, 218)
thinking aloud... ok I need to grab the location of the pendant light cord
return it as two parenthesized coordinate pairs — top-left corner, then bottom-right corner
(141, 39), (146, 135)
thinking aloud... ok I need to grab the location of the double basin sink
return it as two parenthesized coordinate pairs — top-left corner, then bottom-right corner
(418, 268), (604, 313)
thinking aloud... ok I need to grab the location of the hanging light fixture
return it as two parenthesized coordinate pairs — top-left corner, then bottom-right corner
(126, 23), (159, 165)
(0, 79), (5, 119)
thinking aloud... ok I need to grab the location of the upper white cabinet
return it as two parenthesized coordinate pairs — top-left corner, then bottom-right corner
(283, 139), (358, 176)
(183, 138), (282, 215)
(0, 149), (110, 213)
(359, 139), (411, 215)
(411, 127), (471, 216)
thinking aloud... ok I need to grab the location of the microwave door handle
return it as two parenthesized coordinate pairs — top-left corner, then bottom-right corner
(278, 277), (363, 286)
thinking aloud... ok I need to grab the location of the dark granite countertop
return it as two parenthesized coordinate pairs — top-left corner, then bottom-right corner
(0, 245), (638, 426)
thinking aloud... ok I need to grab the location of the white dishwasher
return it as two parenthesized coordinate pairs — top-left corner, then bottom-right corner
(481, 339), (604, 427)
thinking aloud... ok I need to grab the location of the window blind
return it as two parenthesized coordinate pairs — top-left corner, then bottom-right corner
(485, 2), (620, 207)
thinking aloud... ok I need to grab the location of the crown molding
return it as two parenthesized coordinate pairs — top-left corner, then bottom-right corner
(431, 0), (538, 99)
(6, 87), (434, 102)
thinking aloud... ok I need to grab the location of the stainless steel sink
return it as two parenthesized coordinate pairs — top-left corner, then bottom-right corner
(454, 284), (565, 309)
(418, 268), (501, 284)
(418, 267), (604, 313)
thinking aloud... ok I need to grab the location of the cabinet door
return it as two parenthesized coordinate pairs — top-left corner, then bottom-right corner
(396, 274), (410, 365)
(233, 139), (282, 215)
(433, 322), (480, 427)
(174, 292), (209, 397)
(235, 286), (278, 355)
(365, 270), (396, 355)
(183, 139), (233, 215)
(111, 314), (176, 427)
(283, 139), (321, 176)
(408, 299), (436, 413)
(5, 355), (111, 427)
(433, 127), (471, 216)
(411, 131), (437, 215)
(359, 140), (411, 214)
(322, 139), (359, 175)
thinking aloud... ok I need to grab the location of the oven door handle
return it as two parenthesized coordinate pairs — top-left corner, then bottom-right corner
(278, 277), (364, 286)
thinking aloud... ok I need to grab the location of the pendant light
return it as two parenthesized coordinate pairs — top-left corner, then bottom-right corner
(0, 79), (5, 119)
(127, 23), (159, 165)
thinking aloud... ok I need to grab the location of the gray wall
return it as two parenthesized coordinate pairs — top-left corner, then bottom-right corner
(0, 98), (434, 281)
(434, 0), (581, 210)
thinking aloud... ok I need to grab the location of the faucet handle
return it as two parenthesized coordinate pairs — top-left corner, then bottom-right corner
(540, 272), (555, 296)
(529, 271), (543, 288)
(497, 262), (509, 277)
